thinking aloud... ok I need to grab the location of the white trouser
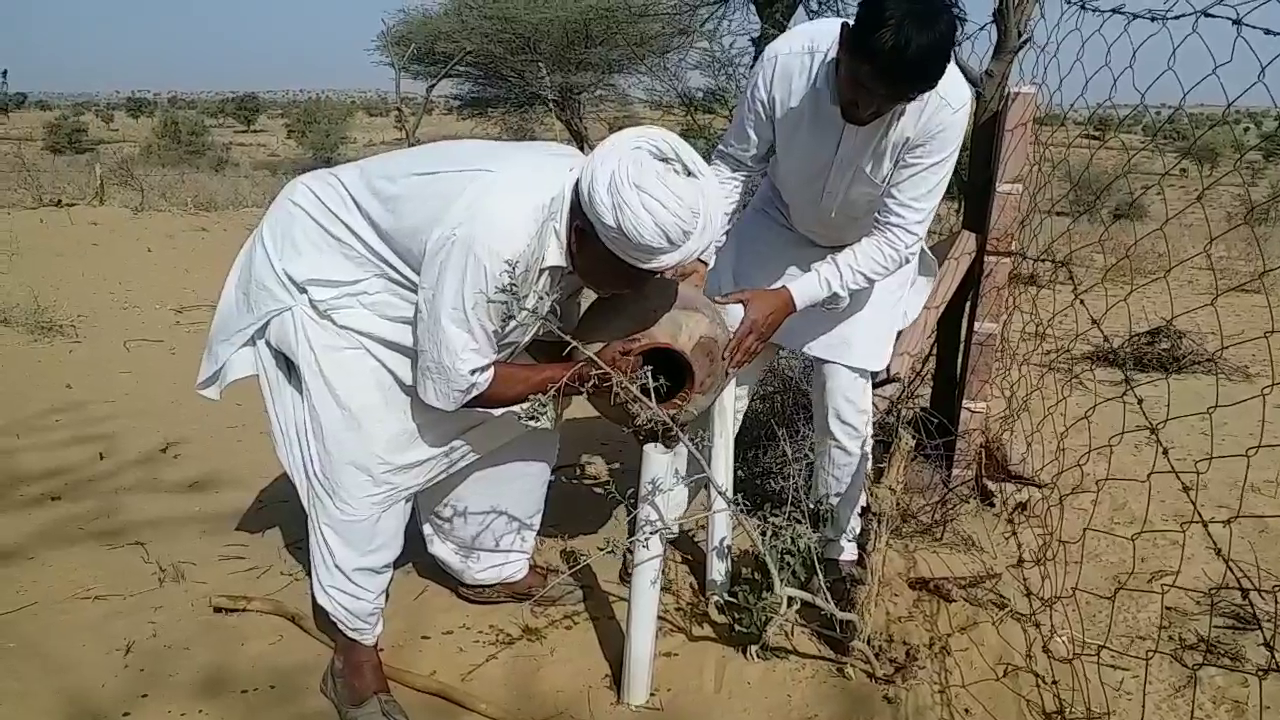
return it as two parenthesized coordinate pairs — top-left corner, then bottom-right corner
(251, 309), (556, 646)
(668, 300), (873, 560)
(730, 346), (873, 561)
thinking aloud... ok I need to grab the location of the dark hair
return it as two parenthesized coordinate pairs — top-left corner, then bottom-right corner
(842, 0), (965, 98)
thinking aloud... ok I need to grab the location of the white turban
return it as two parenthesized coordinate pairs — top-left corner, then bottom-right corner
(577, 125), (718, 272)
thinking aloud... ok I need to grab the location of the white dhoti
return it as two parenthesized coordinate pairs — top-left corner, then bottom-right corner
(248, 305), (556, 646)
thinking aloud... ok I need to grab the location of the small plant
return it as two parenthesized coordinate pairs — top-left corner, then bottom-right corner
(1259, 130), (1280, 163)
(1179, 128), (1233, 173)
(93, 107), (115, 128)
(166, 94), (195, 111)
(361, 97), (390, 118)
(283, 98), (353, 167)
(1059, 164), (1117, 219)
(123, 95), (156, 121)
(1238, 179), (1280, 228)
(41, 113), (94, 155)
(1152, 117), (1193, 145)
(224, 92), (265, 131)
(1109, 189), (1150, 222)
(1035, 111), (1066, 127)
(0, 292), (79, 341)
(3, 91), (28, 112)
(1090, 111), (1119, 136)
(141, 111), (227, 170)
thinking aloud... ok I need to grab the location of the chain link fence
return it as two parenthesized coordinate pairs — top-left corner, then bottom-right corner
(878, 2), (1280, 719)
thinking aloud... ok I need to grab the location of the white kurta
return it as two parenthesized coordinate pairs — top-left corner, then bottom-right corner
(198, 139), (585, 515)
(196, 140), (587, 643)
(703, 17), (973, 371)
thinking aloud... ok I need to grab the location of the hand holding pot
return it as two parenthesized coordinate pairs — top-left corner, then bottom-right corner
(715, 287), (796, 371)
(595, 337), (644, 377)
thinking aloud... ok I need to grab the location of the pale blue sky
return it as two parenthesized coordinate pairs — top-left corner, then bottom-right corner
(4, 0), (1276, 107)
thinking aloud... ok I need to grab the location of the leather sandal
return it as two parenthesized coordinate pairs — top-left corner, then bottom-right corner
(320, 657), (410, 720)
(453, 566), (584, 606)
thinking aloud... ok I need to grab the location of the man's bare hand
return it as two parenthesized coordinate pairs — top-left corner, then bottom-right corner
(663, 259), (709, 289)
(714, 287), (797, 371)
(573, 335), (645, 386)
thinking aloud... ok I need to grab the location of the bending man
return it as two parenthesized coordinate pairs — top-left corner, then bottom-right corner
(196, 125), (718, 720)
(695, 3), (972, 601)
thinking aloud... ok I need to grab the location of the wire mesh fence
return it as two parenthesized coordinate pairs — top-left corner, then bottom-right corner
(877, 2), (1280, 719)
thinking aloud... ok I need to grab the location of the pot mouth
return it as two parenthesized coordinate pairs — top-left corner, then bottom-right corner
(629, 342), (694, 407)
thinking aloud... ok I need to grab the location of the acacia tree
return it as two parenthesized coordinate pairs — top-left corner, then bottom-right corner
(640, 1), (854, 160)
(225, 92), (266, 131)
(378, 0), (699, 150)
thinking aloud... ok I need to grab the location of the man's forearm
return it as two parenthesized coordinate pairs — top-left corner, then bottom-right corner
(464, 361), (581, 409)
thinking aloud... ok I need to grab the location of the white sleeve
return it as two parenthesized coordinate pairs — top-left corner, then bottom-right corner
(414, 232), (508, 412)
(784, 102), (971, 311)
(699, 55), (779, 267)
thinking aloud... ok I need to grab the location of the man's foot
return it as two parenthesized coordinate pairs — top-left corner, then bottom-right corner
(808, 557), (867, 610)
(321, 656), (410, 720)
(453, 565), (584, 606)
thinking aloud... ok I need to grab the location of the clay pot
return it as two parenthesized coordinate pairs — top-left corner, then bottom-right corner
(570, 278), (731, 430)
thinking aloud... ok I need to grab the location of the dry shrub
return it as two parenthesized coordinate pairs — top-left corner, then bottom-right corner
(724, 350), (831, 649)
(1109, 189), (1150, 222)
(1059, 164), (1119, 219)
(1077, 323), (1252, 379)
(0, 292), (79, 342)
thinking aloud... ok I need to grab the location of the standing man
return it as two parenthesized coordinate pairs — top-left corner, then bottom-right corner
(690, 2), (971, 599)
(196, 125), (718, 720)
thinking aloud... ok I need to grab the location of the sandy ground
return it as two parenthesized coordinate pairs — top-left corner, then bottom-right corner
(0, 206), (889, 720)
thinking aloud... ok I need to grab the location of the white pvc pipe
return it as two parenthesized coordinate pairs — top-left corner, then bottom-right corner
(704, 378), (737, 597)
(621, 442), (678, 707)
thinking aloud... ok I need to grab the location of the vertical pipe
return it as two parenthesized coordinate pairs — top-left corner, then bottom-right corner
(621, 442), (676, 707)
(704, 378), (737, 597)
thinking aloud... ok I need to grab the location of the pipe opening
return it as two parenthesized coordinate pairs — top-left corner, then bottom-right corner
(637, 346), (694, 405)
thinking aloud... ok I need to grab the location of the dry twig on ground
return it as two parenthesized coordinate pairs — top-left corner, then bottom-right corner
(1076, 323), (1253, 380)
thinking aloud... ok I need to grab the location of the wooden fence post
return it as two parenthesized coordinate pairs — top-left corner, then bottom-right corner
(951, 86), (1039, 489)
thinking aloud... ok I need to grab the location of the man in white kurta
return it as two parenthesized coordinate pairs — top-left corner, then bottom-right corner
(196, 126), (718, 719)
(692, 4), (972, 597)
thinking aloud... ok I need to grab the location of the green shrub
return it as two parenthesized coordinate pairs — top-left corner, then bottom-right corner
(284, 99), (354, 166)
(1178, 128), (1233, 173)
(141, 111), (228, 170)
(224, 92), (265, 131)
(123, 96), (157, 121)
(42, 113), (94, 155)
